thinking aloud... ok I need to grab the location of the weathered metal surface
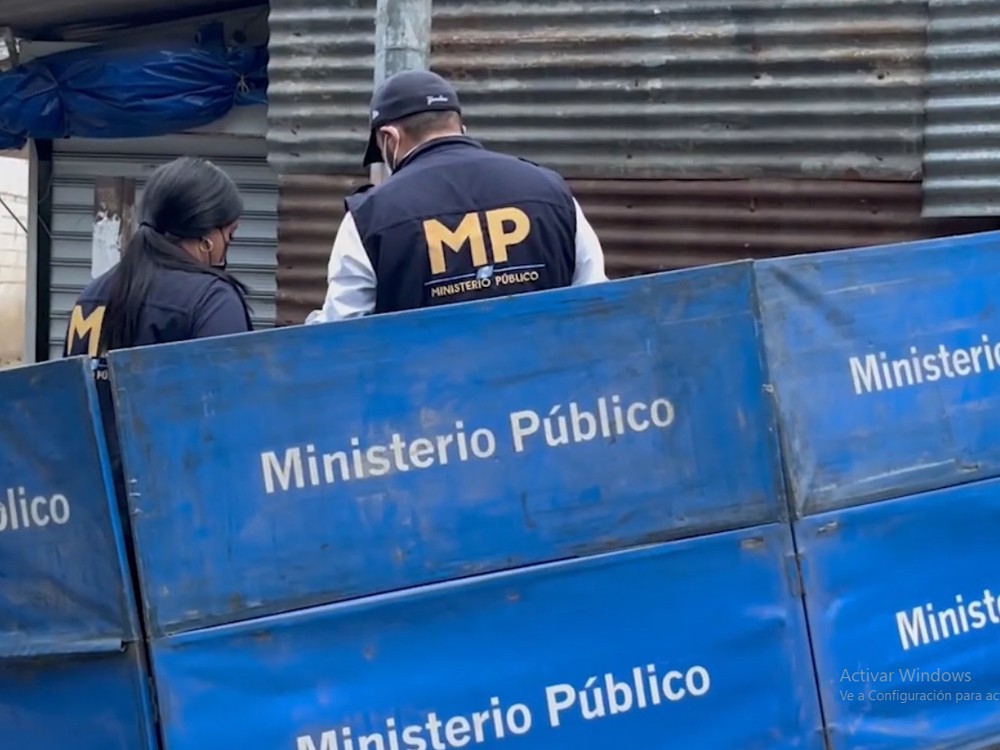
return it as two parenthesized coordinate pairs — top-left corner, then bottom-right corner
(374, 0), (432, 83)
(0, 357), (138, 657)
(267, 0), (927, 179)
(0, 644), (158, 750)
(152, 524), (823, 750)
(108, 263), (784, 635)
(0, 357), (157, 748)
(91, 176), (136, 280)
(757, 229), (1000, 515)
(275, 174), (366, 326)
(570, 178), (999, 271)
(0, 0), (262, 40)
(274, 176), (999, 326)
(922, 0), (1000, 217)
(797, 480), (1000, 748)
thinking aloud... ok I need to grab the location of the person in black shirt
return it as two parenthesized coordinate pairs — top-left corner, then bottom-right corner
(64, 156), (252, 357)
(306, 69), (606, 323)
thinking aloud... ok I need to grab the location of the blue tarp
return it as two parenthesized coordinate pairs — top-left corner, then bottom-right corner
(0, 24), (267, 150)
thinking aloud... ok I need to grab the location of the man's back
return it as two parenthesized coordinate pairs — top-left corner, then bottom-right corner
(348, 137), (578, 313)
(306, 68), (607, 325)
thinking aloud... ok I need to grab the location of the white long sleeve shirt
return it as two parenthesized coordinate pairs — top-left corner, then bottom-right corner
(305, 198), (608, 324)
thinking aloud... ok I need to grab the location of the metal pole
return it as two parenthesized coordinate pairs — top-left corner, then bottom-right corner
(370, 0), (433, 184)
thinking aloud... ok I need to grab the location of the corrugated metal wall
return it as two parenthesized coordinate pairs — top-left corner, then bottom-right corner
(48, 134), (278, 359)
(3, 0), (264, 41)
(923, 0), (1000, 217)
(267, 0), (927, 179)
(276, 175), (998, 325)
(266, 0), (1000, 324)
(275, 175), (363, 323)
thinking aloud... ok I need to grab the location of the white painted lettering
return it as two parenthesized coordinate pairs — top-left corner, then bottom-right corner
(897, 589), (1000, 651)
(851, 334), (1000, 396)
(0, 488), (72, 533)
(261, 394), (677, 496)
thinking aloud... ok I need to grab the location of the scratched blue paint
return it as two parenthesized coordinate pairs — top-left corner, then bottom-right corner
(797, 478), (1000, 749)
(151, 522), (822, 750)
(756, 229), (1000, 516)
(0, 645), (159, 749)
(109, 263), (784, 635)
(0, 358), (139, 656)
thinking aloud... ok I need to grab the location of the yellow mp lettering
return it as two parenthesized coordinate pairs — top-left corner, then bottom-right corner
(485, 207), (530, 264)
(424, 213), (487, 275)
(66, 305), (106, 357)
(423, 207), (532, 275)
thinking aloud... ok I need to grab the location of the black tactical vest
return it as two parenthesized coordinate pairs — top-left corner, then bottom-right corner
(346, 137), (577, 314)
(63, 266), (251, 358)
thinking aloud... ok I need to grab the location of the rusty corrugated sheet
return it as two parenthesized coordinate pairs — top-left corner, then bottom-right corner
(0, 0), (262, 40)
(267, 0), (927, 180)
(922, 0), (1000, 217)
(275, 177), (999, 325)
(276, 173), (367, 325)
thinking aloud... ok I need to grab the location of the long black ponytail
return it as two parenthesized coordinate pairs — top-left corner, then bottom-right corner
(99, 157), (250, 352)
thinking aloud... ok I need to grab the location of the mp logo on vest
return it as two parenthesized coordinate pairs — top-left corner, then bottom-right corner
(422, 207), (544, 299)
(66, 304), (106, 357)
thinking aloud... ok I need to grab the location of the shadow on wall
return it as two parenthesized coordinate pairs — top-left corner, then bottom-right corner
(0, 152), (29, 367)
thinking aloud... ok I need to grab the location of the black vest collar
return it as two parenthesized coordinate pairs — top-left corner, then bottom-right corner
(393, 136), (484, 173)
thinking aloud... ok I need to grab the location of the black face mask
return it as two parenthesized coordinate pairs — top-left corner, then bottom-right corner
(209, 235), (231, 272)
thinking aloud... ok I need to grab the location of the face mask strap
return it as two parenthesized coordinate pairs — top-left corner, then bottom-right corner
(202, 228), (232, 270)
(214, 231), (232, 270)
(381, 130), (400, 172)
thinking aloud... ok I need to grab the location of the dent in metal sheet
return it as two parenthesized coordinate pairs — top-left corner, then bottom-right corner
(110, 263), (785, 635)
(151, 523), (823, 750)
(756, 229), (1000, 515)
(797, 479), (1000, 749)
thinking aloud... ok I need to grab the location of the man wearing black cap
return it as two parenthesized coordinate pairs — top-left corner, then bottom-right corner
(305, 69), (607, 323)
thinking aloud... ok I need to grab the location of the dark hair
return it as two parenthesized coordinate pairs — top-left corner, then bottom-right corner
(394, 110), (462, 141)
(99, 156), (250, 352)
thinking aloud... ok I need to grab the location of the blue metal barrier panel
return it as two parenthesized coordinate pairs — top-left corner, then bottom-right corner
(0, 358), (137, 656)
(757, 230), (1000, 516)
(798, 478), (1000, 750)
(0, 644), (158, 749)
(151, 522), (821, 750)
(109, 263), (784, 635)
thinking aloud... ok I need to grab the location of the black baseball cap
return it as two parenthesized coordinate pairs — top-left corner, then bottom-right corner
(363, 69), (462, 167)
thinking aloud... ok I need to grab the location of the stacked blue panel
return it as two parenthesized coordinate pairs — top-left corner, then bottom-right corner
(0, 358), (157, 749)
(110, 262), (822, 749)
(757, 229), (1000, 749)
(154, 524), (820, 750)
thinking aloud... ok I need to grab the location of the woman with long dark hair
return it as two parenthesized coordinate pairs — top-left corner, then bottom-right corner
(64, 156), (253, 357)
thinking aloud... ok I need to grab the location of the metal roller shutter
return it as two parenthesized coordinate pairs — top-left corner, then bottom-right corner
(48, 133), (277, 359)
